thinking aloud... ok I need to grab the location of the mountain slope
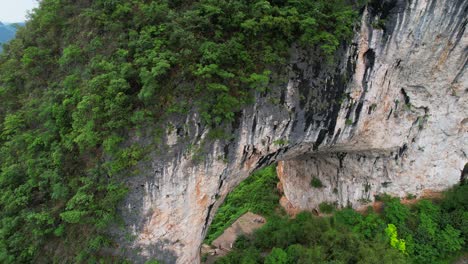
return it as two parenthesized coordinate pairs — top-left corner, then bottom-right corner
(0, 0), (466, 263)
(0, 0), (358, 263)
(0, 22), (22, 49)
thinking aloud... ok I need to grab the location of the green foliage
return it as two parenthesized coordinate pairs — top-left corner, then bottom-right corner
(310, 177), (324, 188)
(59, 210), (86, 224)
(371, 19), (386, 30)
(215, 247), (262, 264)
(205, 165), (280, 244)
(217, 211), (407, 264)
(215, 184), (468, 264)
(383, 197), (410, 228)
(318, 202), (335, 214)
(385, 224), (406, 253)
(144, 260), (161, 264)
(345, 118), (353, 125)
(273, 139), (288, 146)
(264, 248), (287, 264)
(355, 210), (386, 239)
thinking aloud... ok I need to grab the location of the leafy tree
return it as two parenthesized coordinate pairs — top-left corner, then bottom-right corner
(383, 197), (410, 229)
(215, 184), (467, 264)
(265, 247), (287, 264)
(385, 224), (406, 253)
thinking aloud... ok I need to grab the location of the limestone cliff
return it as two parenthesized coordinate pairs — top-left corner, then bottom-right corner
(115, 0), (467, 263)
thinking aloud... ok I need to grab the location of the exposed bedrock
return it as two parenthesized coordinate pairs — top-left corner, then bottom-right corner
(115, 0), (467, 263)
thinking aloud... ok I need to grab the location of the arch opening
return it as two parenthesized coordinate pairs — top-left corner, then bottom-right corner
(200, 164), (281, 262)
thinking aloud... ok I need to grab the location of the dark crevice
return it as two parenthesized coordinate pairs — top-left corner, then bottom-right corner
(313, 129), (328, 150)
(461, 163), (468, 184)
(363, 49), (376, 85)
(231, 111), (243, 132)
(354, 101), (364, 125)
(223, 144), (230, 160)
(202, 203), (215, 235)
(398, 143), (408, 157)
(345, 102), (354, 120)
(387, 108), (393, 120)
(240, 145), (249, 164)
(218, 178), (225, 192)
(401, 88), (410, 105)
(338, 153), (347, 168)
(279, 87), (287, 105)
(251, 115), (257, 134)
(331, 128), (342, 144)
(255, 151), (278, 170)
(176, 126), (184, 137)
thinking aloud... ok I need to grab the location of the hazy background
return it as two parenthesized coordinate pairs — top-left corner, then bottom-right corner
(0, 0), (39, 23)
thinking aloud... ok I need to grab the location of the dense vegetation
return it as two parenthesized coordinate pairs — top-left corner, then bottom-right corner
(0, 0), (361, 262)
(205, 165), (280, 244)
(214, 177), (467, 263)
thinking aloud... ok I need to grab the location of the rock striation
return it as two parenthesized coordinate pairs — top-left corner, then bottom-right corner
(115, 0), (467, 263)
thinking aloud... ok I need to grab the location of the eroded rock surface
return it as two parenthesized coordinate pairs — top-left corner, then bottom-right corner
(278, 0), (467, 212)
(115, 0), (467, 263)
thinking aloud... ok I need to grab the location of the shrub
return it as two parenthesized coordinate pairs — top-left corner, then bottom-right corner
(385, 224), (406, 253)
(217, 185), (467, 264)
(383, 198), (410, 228)
(335, 208), (363, 226)
(310, 177), (324, 188)
(265, 248), (287, 264)
(319, 202), (336, 214)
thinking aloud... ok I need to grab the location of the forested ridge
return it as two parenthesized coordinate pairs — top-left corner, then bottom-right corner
(0, 0), (362, 262)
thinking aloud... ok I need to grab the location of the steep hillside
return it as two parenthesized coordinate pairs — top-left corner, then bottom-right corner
(0, 0), (466, 263)
(0, 0), (359, 263)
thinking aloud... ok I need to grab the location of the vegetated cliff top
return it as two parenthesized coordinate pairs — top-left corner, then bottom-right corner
(0, 0), (362, 262)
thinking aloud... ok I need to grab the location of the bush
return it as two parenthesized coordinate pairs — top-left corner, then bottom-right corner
(216, 185), (468, 264)
(383, 198), (410, 228)
(385, 224), (406, 253)
(319, 202), (335, 214)
(264, 248), (287, 264)
(310, 177), (324, 188)
(334, 208), (363, 226)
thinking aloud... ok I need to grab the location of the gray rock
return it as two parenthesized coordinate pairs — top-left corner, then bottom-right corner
(113, 0), (468, 263)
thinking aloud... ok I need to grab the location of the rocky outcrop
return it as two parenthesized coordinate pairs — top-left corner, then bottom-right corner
(115, 0), (467, 263)
(277, 0), (467, 213)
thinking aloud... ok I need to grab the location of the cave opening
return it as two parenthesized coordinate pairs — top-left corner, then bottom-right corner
(201, 164), (283, 263)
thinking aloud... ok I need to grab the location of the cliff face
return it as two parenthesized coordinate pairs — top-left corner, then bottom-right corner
(278, 0), (468, 213)
(115, 0), (467, 263)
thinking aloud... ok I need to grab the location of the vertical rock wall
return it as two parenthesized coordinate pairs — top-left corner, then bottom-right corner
(115, 0), (467, 263)
(278, 0), (467, 212)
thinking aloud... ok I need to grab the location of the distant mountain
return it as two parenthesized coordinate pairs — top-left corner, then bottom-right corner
(0, 22), (24, 51)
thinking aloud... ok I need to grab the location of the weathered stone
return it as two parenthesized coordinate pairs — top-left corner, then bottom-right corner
(114, 0), (467, 263)
(278, 0), (468, 212)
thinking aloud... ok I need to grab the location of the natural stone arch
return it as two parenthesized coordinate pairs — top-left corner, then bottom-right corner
(113, 0), (467, 263)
